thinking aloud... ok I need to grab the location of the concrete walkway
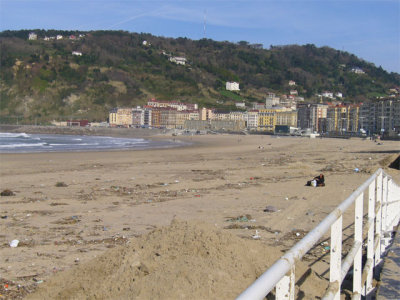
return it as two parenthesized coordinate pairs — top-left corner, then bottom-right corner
(376, 228), (400, 299)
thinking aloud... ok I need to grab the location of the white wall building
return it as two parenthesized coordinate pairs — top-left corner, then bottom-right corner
(266, 93), (280, 107)
(226, 82), (240, 91)
(246, 111), (259, 129)
(322, 91), (334, 99)
(169, 57), (187, 65)
(28, 32), (37, 40)
(351, 67), (365, 74)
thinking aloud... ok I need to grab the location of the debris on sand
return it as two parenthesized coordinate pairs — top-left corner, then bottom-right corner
(263, 205), (278, 213)
(1, 189), (15, 196)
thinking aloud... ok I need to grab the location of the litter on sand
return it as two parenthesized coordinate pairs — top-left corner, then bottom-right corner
(252, 230), (260, 239)
(9, 240), (19, 248)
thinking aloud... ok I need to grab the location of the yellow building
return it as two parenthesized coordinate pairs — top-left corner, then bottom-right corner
(109, 108), (133, 127)
(258, 109), (277, 131)
(258, 108), (295, 131)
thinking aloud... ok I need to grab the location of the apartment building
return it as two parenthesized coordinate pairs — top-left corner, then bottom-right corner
(360, 99), (400, 134)
(297, 103), (328, 132)
(246, 111), (259, 129)
(109, 108), (133, 127)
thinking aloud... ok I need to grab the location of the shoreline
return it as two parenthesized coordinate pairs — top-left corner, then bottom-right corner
(0, 124), (169, 138)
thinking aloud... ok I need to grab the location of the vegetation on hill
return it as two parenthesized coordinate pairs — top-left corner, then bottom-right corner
(1, 30), (399, 124)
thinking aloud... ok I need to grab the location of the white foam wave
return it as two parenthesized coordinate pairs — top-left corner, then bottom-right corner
(0, 142), (47, 148)
(0, 132), (30, 138)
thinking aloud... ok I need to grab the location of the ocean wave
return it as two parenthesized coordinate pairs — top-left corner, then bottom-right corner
(48, 143), (100, 146)
(0, 132), (183, 153)
(0, 132), (30, 138)
(0, 142), (48, 148)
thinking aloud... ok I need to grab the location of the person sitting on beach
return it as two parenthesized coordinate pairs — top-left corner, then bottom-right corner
(306, 174), (325, 187)
(314, 174), (325, 186)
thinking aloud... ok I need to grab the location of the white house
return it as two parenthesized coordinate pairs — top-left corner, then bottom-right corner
(72, 51), (82, 56)
(351, 67), (365, 74)
(226, 81), (240, 91)
(322, 91), (334, 98)
(335, 92), (343, 98)
(235, 102), (246, 108)
(288, 80), (296, 86)
(169, 57), (187, 65)
(56, 35), (63, 40)
(28, 32), (37, 40)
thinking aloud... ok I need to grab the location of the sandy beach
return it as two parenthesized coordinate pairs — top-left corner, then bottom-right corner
(0, 132), (399, 299)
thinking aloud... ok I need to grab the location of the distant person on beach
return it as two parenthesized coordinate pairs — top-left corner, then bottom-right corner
(306, 174), (325, 187)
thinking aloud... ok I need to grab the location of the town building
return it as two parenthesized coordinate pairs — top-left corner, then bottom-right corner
(169, 57), (187, 65)
(265, 93), (280, 107)
(253, 102), (266, 110)
(226, 82), (240, 91)
(246, 111), (259, 129)
(109, 108), (133, 127)
(322, 91), (334, 99)
(297, 103), (328, 132)
(200, 108), (214, 121)
(235, 102), (246, 108)
(258, 109), (276, 131)
(360, 99), (400, 134)
(147, 99), (198, 111)
(351, 67), (365, 74)
(28, 32), (37, 40)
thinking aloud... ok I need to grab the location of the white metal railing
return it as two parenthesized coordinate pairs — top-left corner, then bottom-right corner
(237, 168), (400, 300)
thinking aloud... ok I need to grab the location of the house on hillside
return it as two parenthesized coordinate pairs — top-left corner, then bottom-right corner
(28, 32), (37, 40)
(351, 67), (365, 74)
(322, 91), (334, 99)
(169, 57), (187, 65)
(226, 82), (240, 91)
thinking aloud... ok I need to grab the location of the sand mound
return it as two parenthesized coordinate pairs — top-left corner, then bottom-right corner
(380, 154), (400, 169)
(27, 220), (327, 300)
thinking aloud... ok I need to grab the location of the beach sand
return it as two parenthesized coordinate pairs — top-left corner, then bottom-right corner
(0, 133), (399, 299)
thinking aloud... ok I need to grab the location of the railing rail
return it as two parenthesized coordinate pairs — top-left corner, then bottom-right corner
(237, 168), (400, 300)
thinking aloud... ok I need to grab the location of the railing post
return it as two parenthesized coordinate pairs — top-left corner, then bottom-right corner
(381, 176), (392, 254)
(363, 180), (376, 298)
(276, 265), (295, 300)
(375, 172), (383, 266)
(330, 215), (342, 300)
(353, 193), (363, 296)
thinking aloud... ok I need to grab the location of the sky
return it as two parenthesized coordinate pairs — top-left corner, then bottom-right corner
(1, 0), (399, 74)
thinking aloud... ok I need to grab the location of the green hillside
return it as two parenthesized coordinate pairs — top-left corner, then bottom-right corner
(1, 30), (399, 124)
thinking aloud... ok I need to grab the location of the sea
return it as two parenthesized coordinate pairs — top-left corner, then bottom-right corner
(0, 132), (182, 153)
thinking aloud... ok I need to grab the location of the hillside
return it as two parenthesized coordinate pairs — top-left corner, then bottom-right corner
(1, 30), (399, 124)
